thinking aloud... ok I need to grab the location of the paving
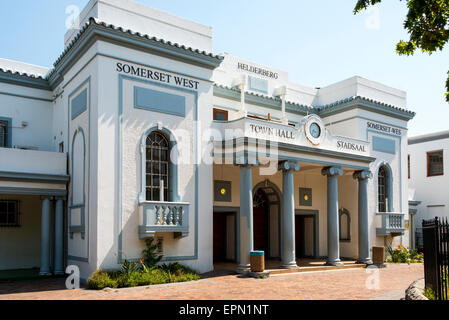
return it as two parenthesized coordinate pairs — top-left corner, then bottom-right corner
(0, 263), (423, 300)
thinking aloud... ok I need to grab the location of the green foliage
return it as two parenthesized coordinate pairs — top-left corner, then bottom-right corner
(423, 287), (436, 300)
(354, 0), (449, 102)
(87, 270), (118, 290)
(87, 262), (200, 290)
(142, 238), (163, 268)
(120, 259), (141, 275)
(386, 244), (424, 263)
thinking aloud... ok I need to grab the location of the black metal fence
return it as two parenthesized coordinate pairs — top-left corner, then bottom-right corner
(422, 217), (449, 300)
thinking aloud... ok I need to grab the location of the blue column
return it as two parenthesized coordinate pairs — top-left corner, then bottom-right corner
(54, 198), (65, 275)
(238, 164), (254, 272)
(322, 167), (343, 266)
(353, 170), (373, 264)
(40, 197), (51, 276)
(280, 161), (300, 269)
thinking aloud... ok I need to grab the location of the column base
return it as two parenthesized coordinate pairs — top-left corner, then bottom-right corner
(54, 271), (65, 276)
(236, 264), (251, 274)
(325, 260), (343, 267)
(281, 262), (299, 270)
(356, 259), (373, 265)
(39, 271), (52, 276)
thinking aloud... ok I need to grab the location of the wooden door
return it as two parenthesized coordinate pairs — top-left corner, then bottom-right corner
(295, 216), (304, 258)
(213, 212), (227, 262)
(253, 207), (269, 255)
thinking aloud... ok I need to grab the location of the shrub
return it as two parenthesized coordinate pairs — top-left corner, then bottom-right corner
(387, 245), (424, 264)
(87, 270), (118, 290)
(142, 239), (163, 268)
(87, 262), (199, 290)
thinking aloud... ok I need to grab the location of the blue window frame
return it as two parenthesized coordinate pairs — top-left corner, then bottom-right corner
(0, 117), (12, 148)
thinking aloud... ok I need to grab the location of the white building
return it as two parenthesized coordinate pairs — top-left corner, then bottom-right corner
(0, 0), (415, 282)
(408, 130), (449, 249)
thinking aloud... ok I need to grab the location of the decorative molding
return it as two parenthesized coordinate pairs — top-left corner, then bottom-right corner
(321, 166), (343, 177)
(0, 171), (69, 183)
(278, 160), (300, 172)
(0, 187), (66, 196)
(372, 136), (396, 154)
(134, 86), (186, 117)
(353, 170), (373, 181)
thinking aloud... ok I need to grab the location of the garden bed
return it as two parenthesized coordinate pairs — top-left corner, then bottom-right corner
(87, 239), (200, 290)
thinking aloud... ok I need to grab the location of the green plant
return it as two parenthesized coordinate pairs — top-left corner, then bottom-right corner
(386, 245), (424, 264)
(87, 270), (118, 290)
(87, 262), (199, 290)
(120, 259), (141, 275)
(423, 287), (436, 300)
(142, 239), (163, 268)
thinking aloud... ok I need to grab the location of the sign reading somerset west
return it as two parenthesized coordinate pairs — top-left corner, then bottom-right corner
(116, 62), (200, 90)
(237, 62), (279, 79)
(367, 121), (402, 136)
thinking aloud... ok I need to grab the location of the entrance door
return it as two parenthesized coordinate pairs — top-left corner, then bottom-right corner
(295, 215), (315, 258)
(213, 212), (227, 262)
(253, 207), (269, 254)
(295, 216), (304, 258)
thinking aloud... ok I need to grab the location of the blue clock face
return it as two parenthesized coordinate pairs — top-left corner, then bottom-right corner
(310, 123), (321, 139)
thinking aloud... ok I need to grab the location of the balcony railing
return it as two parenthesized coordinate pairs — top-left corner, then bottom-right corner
(139, 201), (189, 239)
(376, 212), (406, 237)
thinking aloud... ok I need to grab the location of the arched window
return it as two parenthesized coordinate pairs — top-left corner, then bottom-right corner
(377, 164), (394, 213)
(339, 208), (351, 241)
(378, 166), (387, 212)
(145, 131), (170, 202)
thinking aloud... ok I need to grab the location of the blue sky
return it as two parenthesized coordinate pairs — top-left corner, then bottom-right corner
(0, 0), (448, 137)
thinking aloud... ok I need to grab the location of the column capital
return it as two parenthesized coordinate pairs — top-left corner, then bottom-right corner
(321, 166), (343, 177)
(278, 160), (300, 172)
(353, 170), (373, 181)
(235, 156), (259, 167)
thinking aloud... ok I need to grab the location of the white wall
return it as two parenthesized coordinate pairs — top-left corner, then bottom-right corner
(65, 0), (213, 52)
(409, 137), (449, 227)
(0, 82), (53, 151)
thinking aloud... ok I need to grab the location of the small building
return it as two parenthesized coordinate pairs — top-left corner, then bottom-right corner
(0, 0), (415, 282)
(408, 130), (449, 249)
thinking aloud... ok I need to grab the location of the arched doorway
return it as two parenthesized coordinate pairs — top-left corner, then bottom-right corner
(253, 189), (270, 255)
(253, 180), (281, 258)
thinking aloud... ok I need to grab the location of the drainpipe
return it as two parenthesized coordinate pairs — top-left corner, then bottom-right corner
(232, 75), (247, 118)
(274, 86), (287, 124)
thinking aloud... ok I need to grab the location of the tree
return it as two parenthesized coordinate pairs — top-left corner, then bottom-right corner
(354, 0), (449, 102)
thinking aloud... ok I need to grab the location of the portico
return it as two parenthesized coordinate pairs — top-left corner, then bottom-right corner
(0, 148), (68, 275)
(212, 115), (376, 271)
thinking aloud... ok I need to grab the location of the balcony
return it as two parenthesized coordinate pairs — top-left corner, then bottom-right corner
(0, 147), (67, 176)
(376, 212), (406, 237)
(139, 201), (190, 239)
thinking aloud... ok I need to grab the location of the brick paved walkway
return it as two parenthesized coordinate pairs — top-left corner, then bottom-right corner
(0, 264), (423, 300)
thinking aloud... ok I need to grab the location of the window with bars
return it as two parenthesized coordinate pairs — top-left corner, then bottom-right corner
(145, 131), (170, 202)
(427, 150), (444, 177)
(0, 120), (8, 148)
(0, 200), (20, 227)
(378, 166), (387, 213)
